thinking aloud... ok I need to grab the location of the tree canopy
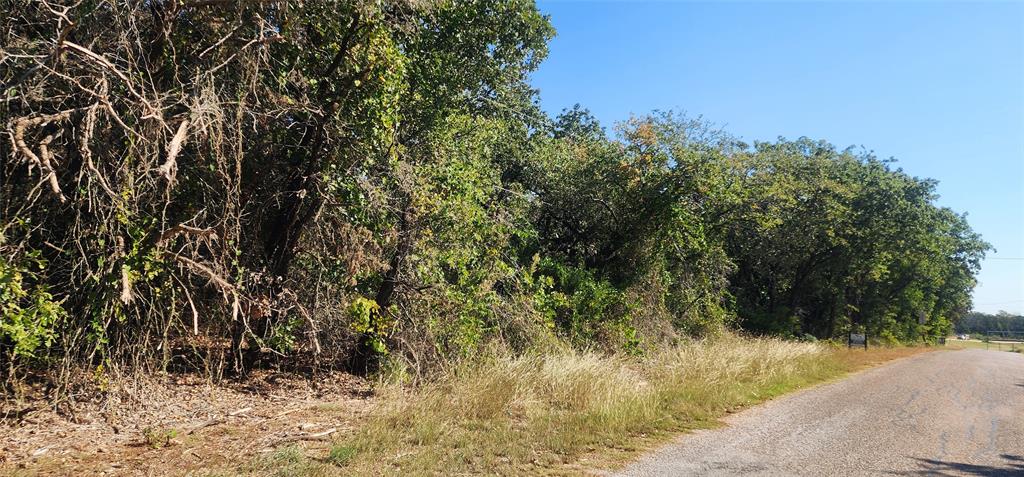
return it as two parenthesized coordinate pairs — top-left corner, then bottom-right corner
(955, 312), (1024, 336)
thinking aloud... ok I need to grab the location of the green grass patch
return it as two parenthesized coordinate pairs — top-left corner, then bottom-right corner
(248, 445), (331, 477)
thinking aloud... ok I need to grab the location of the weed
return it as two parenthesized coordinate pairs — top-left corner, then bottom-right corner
(250, 446), (329, 477)
(141, 427), (178, 449)
(327, 445), (357, 466)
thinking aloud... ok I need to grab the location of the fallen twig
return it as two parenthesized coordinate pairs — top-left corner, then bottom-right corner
(273, 427), (337, 445)
(272, 407), (301, 419)
(186, 417), (226, 435)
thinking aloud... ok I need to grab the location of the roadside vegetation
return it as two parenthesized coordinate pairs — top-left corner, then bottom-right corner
(247, 337), (931, 476)
(1, 2), (984, 473)
(332, 337), (835, 475)
(1, 0), (986, 392)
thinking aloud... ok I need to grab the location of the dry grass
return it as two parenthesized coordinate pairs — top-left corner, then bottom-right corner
(237, 338), (935, 476)
(278, 336), (917, 476)
(1, 340), (932, 476)
(831, 344), (937, 369)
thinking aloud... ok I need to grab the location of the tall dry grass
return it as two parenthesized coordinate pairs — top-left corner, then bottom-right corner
(316, 336), (844, 475)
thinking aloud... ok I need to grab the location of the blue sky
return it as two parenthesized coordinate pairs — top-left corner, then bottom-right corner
(531, 1), (1024, 314)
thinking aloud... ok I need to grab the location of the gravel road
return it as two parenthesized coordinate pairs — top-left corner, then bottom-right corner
(616, 349), (1024, 476)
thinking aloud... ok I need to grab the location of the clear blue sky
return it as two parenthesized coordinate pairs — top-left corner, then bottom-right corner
(531, 1), (1024, 314)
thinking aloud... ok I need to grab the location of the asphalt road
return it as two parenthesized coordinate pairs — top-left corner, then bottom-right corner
(616, 349), (1024, 476)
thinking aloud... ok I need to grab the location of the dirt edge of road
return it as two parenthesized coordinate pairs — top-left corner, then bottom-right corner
(568, 346), (941, 476)
(611, 348), (1023, 477)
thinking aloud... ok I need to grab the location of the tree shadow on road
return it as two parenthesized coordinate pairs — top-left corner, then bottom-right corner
(897, 455), (1024, 476)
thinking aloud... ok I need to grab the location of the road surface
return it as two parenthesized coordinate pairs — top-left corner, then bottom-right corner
(616, 349), (1024, 476)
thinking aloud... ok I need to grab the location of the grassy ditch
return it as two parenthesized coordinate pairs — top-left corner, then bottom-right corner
(254, 337), (931, 476)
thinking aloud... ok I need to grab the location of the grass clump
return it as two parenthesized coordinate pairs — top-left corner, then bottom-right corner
(249, 445), (331, 477)
(327, 446), (357, 466)
(141, 427), (179, 449)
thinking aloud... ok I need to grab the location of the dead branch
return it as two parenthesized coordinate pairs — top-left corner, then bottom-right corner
(157, 118), (190, 183)
(37, 133), (65, 203)
(157, 224), (218, 246)
(120, 266), (134, 305)
(185, 417), (226, 435)
(78, 103), (120, 200)
(272, 407), (301, 419)
(207, 35), (284, 76)
(198, 22), (245, 58)
(176, 274), (201, 335)
(61, 41), (158, 118)
(10, 109), (79, 203)
(273, 427), (337, 445)
(168, 253), (235, 292)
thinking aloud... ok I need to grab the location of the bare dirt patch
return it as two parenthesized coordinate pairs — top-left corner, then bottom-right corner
(1, 370), (373, 476)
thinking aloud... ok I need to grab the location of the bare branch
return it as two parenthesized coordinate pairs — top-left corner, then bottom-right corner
(9, 109), (79, 203)
(157, 224), (218, 246)
(157, 118), (190, 183)
(169, 253), (235, 293)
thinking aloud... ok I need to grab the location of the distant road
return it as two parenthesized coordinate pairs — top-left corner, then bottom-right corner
(616, 350), (1024, 476)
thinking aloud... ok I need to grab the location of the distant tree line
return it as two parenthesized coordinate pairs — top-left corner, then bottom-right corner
(0, 0), (988, 384)
(954, 312), (1024, 336)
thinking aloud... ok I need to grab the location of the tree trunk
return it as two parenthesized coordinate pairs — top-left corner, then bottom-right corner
(350, 205), (415, 374)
